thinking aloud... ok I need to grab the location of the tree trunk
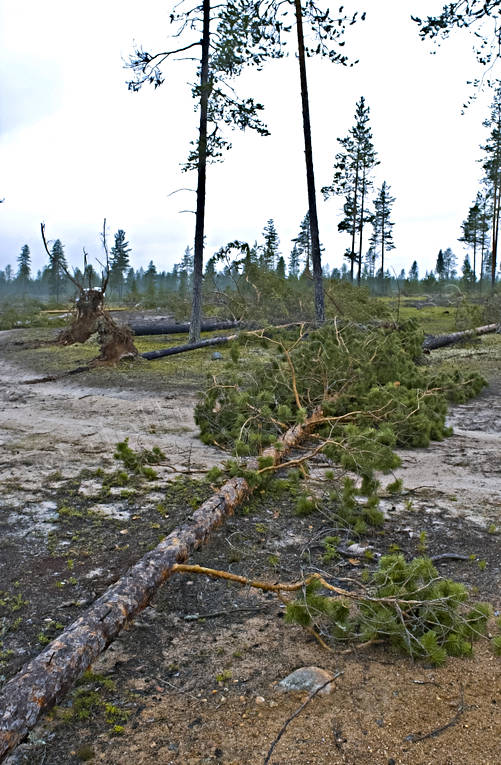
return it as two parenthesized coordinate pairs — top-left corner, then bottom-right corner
(491, 180), (498, 288)
(380, 200), (386, 278)
(294, 0), (324, 323)
(0, 409), (323, 760)
(350, 160), (360, 282)
(141, 333), (237, 360)
(357, 165), (366, 285)
(129, 319), (239, 336)
(423, 323), (499, 351)
(189, 0), (211, 345)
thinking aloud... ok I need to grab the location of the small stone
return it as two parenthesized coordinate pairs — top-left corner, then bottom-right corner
(255, 696), (266, 704)
(346, 543), (370, 556)
(211, 351), (223, 360)
(277, 667), (336, 695)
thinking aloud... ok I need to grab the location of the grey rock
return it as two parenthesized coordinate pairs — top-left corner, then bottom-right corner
(277, 666), (336, 695)
(211, 351), (223, 360)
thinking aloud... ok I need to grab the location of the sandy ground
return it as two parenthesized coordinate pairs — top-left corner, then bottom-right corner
(0, 333), (224, 505)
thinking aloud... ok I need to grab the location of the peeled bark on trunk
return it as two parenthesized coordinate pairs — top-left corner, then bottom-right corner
(0, 408), (323, 760)
(423, 323), (499, 351)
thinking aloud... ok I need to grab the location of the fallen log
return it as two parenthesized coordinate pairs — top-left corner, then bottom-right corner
(423, 323), (499, 351)
(0, 409), (323, 760)
(140, 333), (238, 360)
(129, 319), (239, 335)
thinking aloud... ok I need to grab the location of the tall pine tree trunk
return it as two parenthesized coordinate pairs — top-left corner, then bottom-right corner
(492, 178), (500, 289)
(380, 207), (386, 278)
(294, 0), (324, 323)
(189, 0), (211, 345)
(357, 166), (366, 284)
(350, 162), (359, 282)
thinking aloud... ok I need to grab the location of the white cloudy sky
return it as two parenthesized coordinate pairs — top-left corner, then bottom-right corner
(0, 0), (498, 277)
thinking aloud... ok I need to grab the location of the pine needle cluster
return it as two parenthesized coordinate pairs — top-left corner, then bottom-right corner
(285, 554), (494, 664)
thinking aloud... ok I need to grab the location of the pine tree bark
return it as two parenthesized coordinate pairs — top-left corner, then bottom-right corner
(357, 165), (366, 284)
(294, 0), (325, 323)
(189, 0), (211, 345)
(350, 160), (360, 282)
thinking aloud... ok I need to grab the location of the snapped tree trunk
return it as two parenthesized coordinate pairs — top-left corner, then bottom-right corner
(189, 0), (211, 345)
(294, 0), (324, 324)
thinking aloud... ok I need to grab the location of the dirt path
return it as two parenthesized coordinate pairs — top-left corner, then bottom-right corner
(0, 332), (500, 765)
(0, 330), (224, 503)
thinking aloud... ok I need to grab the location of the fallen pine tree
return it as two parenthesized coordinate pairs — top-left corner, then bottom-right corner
(128, 319), (240, 335)
(0, 410), (323, 760)
(423, 322), (500, 351)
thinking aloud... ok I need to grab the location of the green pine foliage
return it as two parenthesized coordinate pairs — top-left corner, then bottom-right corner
(195, 319), (485, 479)
(286, 554), (493, 664)
(113, 438), (165, 480)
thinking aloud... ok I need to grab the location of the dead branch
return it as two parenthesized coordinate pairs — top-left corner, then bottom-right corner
(405, 686), (468, 743)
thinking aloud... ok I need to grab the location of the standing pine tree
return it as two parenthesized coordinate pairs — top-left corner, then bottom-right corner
(260, 219), (280, 270)
(288, 243), (301, 278)
(292, 212), (312, 275)
(480, 84), (501, 287)
(48, 239), (68, 303)
(127, 0), (275, 344)
(443, 247), (458, 279)
(144, 260), (157, 304)
(408, 260), (419, 281)
(370, 181), (395, 277)
(110, 230), (131, 300)
(16, 245), (31, 286)
(322, 96), (379, 283)
(276, 255), (286, 279)
(461, 254), (475, 287)
(436, 250), (446, 280)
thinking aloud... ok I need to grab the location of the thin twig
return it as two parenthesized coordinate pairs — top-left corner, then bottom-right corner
(405, 686), (469, 743)
(263, 672), (343, 764)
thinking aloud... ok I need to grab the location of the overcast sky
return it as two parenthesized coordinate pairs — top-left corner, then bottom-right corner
(0, 0), (497, 278)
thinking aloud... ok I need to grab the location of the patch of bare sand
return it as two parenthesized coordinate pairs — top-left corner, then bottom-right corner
(384, 388), (501, 529)
(0, 356), (224, 499)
